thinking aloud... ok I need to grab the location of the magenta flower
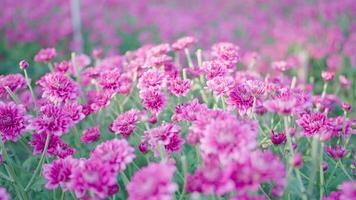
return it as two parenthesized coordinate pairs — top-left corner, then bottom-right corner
(270, 130), (287, 145)
(0, 187), (10, 200)
(140, 89), (166, 114)
(98, 69), (122, 92)
(0, 74), (26, 96)
(90, 139), (135, 172)
(127, 162), (177, 200)
(30, 133), (75, 158)
(206, 76), (234, 97)
(338, 181), (356, 200)
(138, 70), (166, 90)
(172, 36), (197, 51)
(200, 114), (258, 164)
(226, 84), (254, 112)
(142, 123), (183, 156)
(211, 42), (240, 68)
(63, 102), (85, 124)
(339, 75), (352, 89)
(68, 158), (119, 199)
(202, 60), (227, 80)
(297, 112), (327, 137)
(42, 157), (77, 190)
(146, 43), (171, 57)
(290, 152), (304, 168)
(37, 72), (80, 104)
(34, 48), (57, 63)
(81, 126), (101, 143)
(325, 145), (348, 159)
(168, 78), (191, 96)
(173, 99), (208, 122)
(19, 60), (29, 70)
(54, 60), (73, 73)
(0, 101), (28, 142)
(322, 71), (335, 82)
(32, 104), (74, 136)
(109, 109), (141, 138)
(83, 90), (112, 115)
(245, 79), (266, 97)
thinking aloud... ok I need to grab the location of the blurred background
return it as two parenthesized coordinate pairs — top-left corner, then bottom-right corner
(0, 0), (355, 82)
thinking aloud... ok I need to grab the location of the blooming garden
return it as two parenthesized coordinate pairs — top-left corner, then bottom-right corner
(0, 0), (355, 200)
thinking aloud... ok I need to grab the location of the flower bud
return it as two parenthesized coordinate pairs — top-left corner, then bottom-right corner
(19, 60), (29, 70)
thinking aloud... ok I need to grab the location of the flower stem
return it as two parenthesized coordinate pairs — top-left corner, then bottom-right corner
(25, 134), (51, 191)
(23, 69), (38, 112)
(4, 86), (20, 104)
(178, 156), (187, 200)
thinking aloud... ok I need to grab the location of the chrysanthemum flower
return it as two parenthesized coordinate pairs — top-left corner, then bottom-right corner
(127, 162), (177, 200)
(54, 60), (73, 73)
(202, 60), (227, 80)
(226, 84), (254, 112)
(168, 78), (191, 96)
(270, 130), (287, 145)
(81, 126), (101, 143)
(297, 112), (327, 137)
(142, 123), (183, 156)
(90, 139), (135, 172)
(63, 102), (85, 124)
(211, 42), (240, 68)
(30, 133), (75, 158)
(0, 74), (26, 96)
(0, 101), (28, 142)
(37, 72), (80, 104)
(173, 98), (208, 122)
(138, 70), (166, 90)
(172, 36), (197, 51)
(82, 90), (112, 115)
(32, 104), (74, 136)
(206, 76), (234, 97)
(34, 48), (57, 63)
(146, 43), (171, 57)
(68, 158), (119, 199)
(200, 114), (258, 164)
(325, 145), (348, 159)
(42, 157), (77, 190)
(140, 89), (166, 114)
(109, 109), (141, 138)
(98, 69), (122, 92)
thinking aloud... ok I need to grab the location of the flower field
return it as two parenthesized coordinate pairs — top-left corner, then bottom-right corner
(0, 0), (355, 200)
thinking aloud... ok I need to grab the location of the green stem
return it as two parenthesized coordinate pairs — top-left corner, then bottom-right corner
(284, 117), (308, 200)
(178, 156), (187, 200)
(184, 48), (194, 68)
(319, 144), (325, 200)
(23, 69), (38, 112)
(4, 86), (20, 104)
(25, 134), (51, 191)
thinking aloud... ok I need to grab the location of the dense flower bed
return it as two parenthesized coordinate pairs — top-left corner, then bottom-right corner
(0, 36), (355, 199)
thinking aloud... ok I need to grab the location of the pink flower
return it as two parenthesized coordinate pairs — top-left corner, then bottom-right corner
(74, 54), (91, 69)
(202, 60), (226, 80)
(42, 157), (77, 190)
(90, 139), (135, 172)
(142, 123), (183, 156)
(0, 74), (26, 96)
(211, 42), (240, 68)
(325, 145), (348, 159)
(92, 48), (104, 59)
(83, 90), (112, 115)
(338, 181), (356, 200)
(109, 109), (141, 138)
(63, 102), (85, 124)
(297, 112), (327, 137)
(341, 102), (352, 112)
(226, 84), (254, 112)
(322, 71), (335, 81)
(81, 126), (101, 143)
(127, 162), (177, 200)
(206, 76), (234, 97)
(19, 59), (29, 70)
(37, 73), (80, 104)
(339, 75), (352, 89)
(0, 187), (10, 200)
(32, 104), (74, 136)
(98, 69), (122, 92)
(272, 61), (291, 72)
(138, 70), (166, 90)
(172, 36), (197, 51)
(290, 152), (303, 168)
(54, 61), (73, 73)
(146, 43), (171, 57)
(0, 101), (28, 142)
(173, 99), (208, 122)
(30, 133), (75, 158)
(168, 78), (191, 96)
(200, 114), (258, 164)
(69, 159), (119, 199)
(245, 79), (266, 97)
(270, 130), (287, 145)
(34, 48), (57, 62)
(140, 89), (166, 114)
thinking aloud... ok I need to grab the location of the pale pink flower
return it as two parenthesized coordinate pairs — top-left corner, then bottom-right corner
(34, 48), (56, 63)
